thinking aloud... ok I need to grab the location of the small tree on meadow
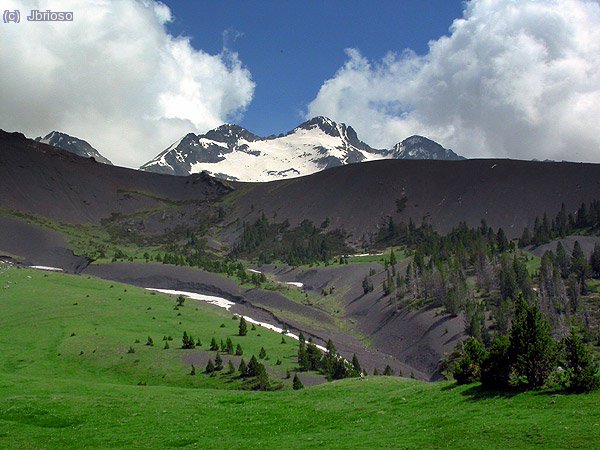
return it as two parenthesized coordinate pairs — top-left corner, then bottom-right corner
(210, 337), (218, 351)
(259, 347), (267, 359)
(292, 373), (304, 390)
(182, 331), (195, 349)
(235, 344), (243, 356)
(238, 358), (248, 377)
(239, 317), (248, 336)
(452, 337), (486, 384)
(146, 336), (154, 346)
(205, 359), (215, 374)
(227, 360), (236, 374)
(226, 337), (234, 354)
(351, 354), (361, 375)
(481, 335), (512, 389)
(215, 352), (223, 371)
(383, 365), (394, 376)
(510, 296), (556, 388)
(562, 329), (599, 393)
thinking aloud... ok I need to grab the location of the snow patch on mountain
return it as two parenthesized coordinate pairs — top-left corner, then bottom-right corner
(36, 131), (112, 165)
(140, 117), (463, 181)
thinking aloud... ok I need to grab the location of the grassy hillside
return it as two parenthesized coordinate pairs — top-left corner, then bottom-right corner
(0, 263), (599, 448)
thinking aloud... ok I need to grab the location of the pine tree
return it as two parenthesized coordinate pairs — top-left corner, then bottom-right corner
(163, 340), (169, 350)
(496, 228), (509, 252)
(570, 241), (589, 294)
(247, 355), (260, 377)
(181, 331), (195, 349)
(226, 337), (234, 354)
(227, 360), (236, 374)
(146, 336), (153, 346)
(562, 329), (599, 392)
(210, 337), (218, 351)
(214, 352), (223, 371)
(205, 359), (215, 374)
(238, 358), (247, 377)
(481, 335), (512, 389)
(373, 368), (380, 376)
(196, 337), (202, 347)
(519, 227), (532, 248)
(555, 242), (570, 279)
(298, 339), (309, 371)
(254, 364), (270, 391)
(239, 316), (248, 336)
(383, 365), (394, 376)
(258, 347), (267, 359)
(351, 354), (361, 375)
(510, 296), (556, 388)
(390, 248), (397, 266)
(590, 244), (600, 279)
(452, 337), (486, 384)
(190, 364), (196, 376)
(235, 344), (243, 356)
(292, 373), (304, 390)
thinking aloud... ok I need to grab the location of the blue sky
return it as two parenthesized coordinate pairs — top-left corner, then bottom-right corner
(163, 0), (465, 136)
(2, 0), (599, 166)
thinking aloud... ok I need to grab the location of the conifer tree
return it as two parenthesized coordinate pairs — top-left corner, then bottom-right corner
(590, 244), (600, 279)
(509, 296), (556, 388)
(481, 335), (511, 389)
(562, 329), (599, 392)
(210, 337), (218, 351)
(227, 360), (236, 374)
(570, 241), (589, 294)
(452, 337), (486, 384)
(226, 337), (234, 354)
(205, 359), (215, 374)
(259, 347), (267, 359)
(215, 352), (223, 371)
(190, 364), (196, 376)
(247, 355), (260, 377)
(146, 336), (154, 346)
(351, 354), (361, 375)
(235, 344), (243, 356)
(239, 316), (248, 336)
(238, 358), (247, 377)
(163, 341), (169, 350)
(181, 331), (195, 349)
(292, 373), (304, 390)
(383, 365), (394, 376)
(555, 242), (570, 279)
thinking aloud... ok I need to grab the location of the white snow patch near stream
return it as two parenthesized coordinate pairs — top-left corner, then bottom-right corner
(29, 266), (64, 272)
(145, 288), (327, 352)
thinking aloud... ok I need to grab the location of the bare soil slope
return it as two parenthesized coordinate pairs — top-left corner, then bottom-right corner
(0, 130), (232, 224)
(230, 158), (600, 240)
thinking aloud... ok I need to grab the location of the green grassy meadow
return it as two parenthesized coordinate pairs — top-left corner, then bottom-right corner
(0, 264), (599, 449)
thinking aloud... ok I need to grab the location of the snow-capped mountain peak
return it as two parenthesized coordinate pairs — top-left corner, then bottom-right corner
(140, 118), (464, 181)
(389, 135), (464, 161)
(35, 131), (112, 165)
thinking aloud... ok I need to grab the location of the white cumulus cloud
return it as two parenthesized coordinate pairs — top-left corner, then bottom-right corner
(307, 0), (600, 162)
(0, 0), (255, 167)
